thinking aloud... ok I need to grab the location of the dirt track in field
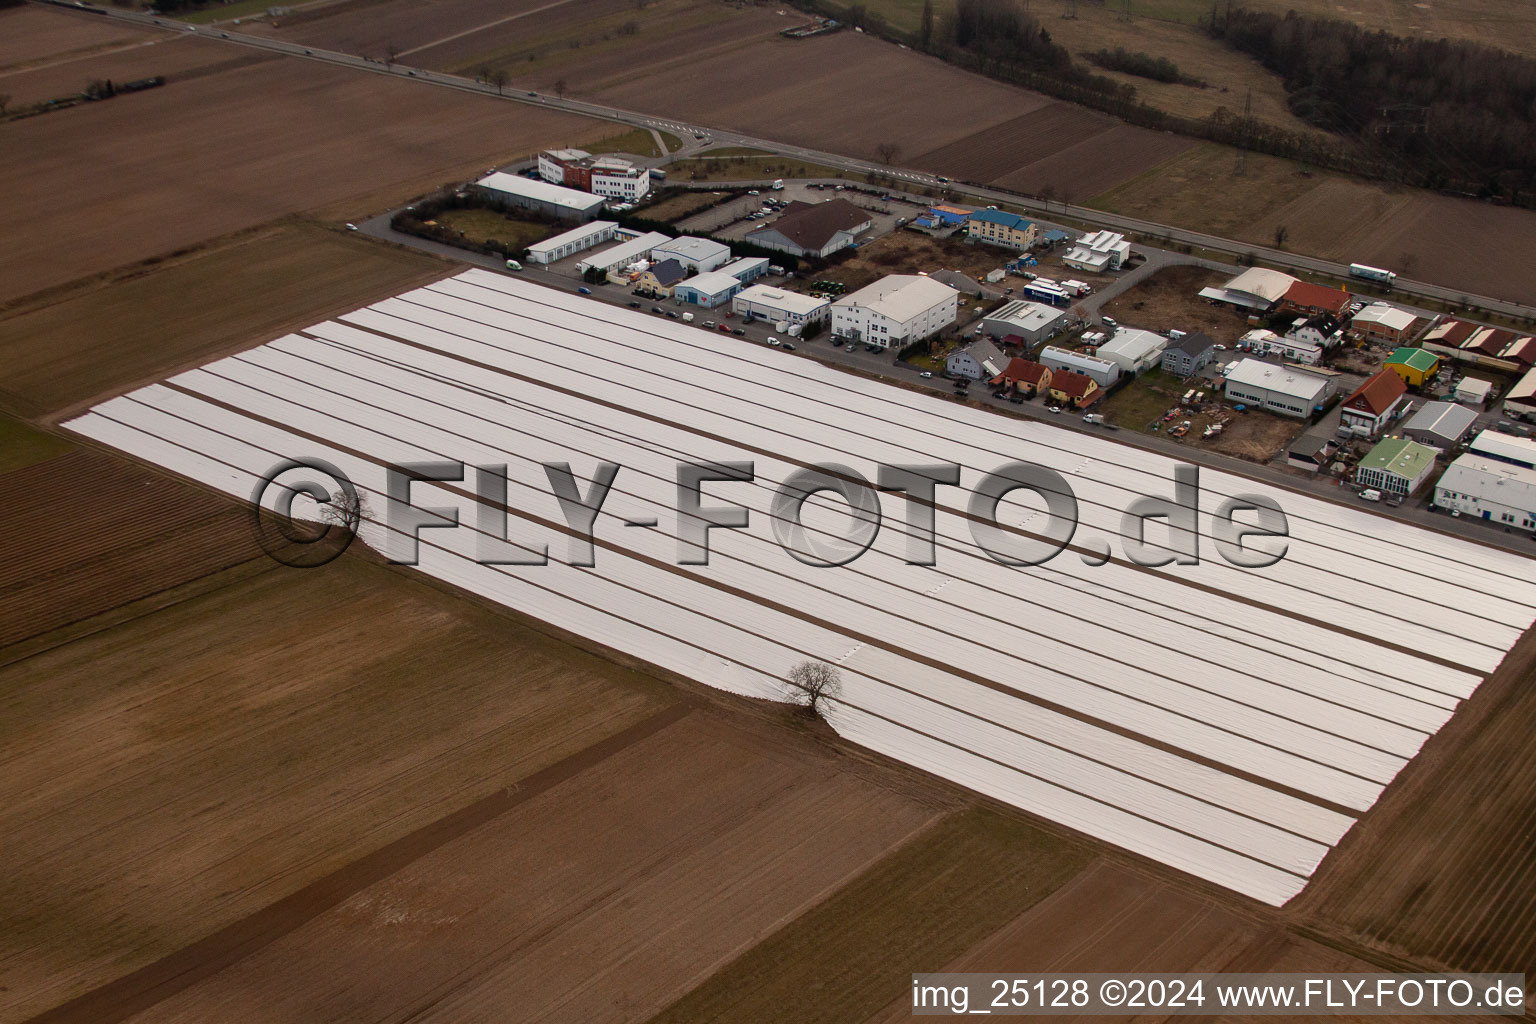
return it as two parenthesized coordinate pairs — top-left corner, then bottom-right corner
(0, 5), (152, 71)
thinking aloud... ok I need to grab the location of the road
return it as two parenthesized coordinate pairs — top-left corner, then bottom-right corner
(37, 0), (1536, 322)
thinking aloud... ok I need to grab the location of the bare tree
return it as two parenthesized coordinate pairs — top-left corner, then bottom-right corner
(875, 141), (901, 166)
(490, 68), (508, 95)
(319, 484), (369, 536)
(1039, 182), (1057, 209)
(554, 77), (567, 99)
(786, 660), (841, 719)
(383, 42), (400, 68)
(1272, 224), (1289, 249)
(474, 65), (491, 84)
(0, 94), (10, 116)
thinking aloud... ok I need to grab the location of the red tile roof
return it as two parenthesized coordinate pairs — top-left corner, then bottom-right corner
(1051, 369), (1097, 399)
(1282, 281), (1352, 314)
(1343, 368), (1407, 416)
(1501, 336), (1536, 367)
(993, 357), (1050, 386)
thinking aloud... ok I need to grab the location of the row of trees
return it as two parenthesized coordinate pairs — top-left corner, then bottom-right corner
(1085, 47), (1204, 87)
(1205, 7), (1536, 201)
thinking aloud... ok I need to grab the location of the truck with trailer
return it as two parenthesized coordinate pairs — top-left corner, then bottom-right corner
(1349, 263), (1396, 286)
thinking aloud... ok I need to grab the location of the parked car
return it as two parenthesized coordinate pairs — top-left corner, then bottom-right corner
(703, 320), (716, 328)
(666, 310), (678, 318)
(732, 328), (745, 336)
(767, 337), (779, 345)
(782, 343), (795, 351)
(651, 306), (664, 314)
(718, 323), (731, 333)
(1360, 488), (1383, 502)
(577, 286), (592, 295)
(831, 338), (843, 347)
(629, 301), (641, 309)
(1047, 405), (1062, 414)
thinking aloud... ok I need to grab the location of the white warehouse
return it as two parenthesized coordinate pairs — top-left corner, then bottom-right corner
(650, 236), (733, 274)
(474, 171), (607, 222)
(830, 274), (958, 350)
(524, 220), (617, 265)
(732, 285), (830, 326)
(1223, 358), (1336, 417)
(1039, 346), (1122, 389)
(1095, 328), (1168, 374)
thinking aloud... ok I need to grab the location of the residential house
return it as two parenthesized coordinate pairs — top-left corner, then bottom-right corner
(1160, 332), (1216, 377)
(990, 357), (1052, 396)
(633, 258), (688, 298)
(1339, 369), (1408, 437)
(946, 339), (1008, 381)
(1277, 280), (1352, 319)
(1048, 369), (1101, 409)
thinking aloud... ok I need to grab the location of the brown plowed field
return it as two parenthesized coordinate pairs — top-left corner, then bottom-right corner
(21, 704), (938, 1024)
(0, 46), (606, 304)
(0, 224), (453, 420)
(911, 102), (1117, 183)
(0, 449), (263, 647)
(0, 554), (677, 1023)
(994, 124), (1196, 202)
(0, 5), (152, 71)
(0, 34), (252, 107)
(1299, 625), (1536, 978)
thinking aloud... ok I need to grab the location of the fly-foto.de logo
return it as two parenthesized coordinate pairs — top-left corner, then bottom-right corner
(251, 458), (1290, 570)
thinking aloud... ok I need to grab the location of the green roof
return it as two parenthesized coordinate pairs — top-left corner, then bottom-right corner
(1359, 437), (1437, 478)
(1386, 347), (1439, 372)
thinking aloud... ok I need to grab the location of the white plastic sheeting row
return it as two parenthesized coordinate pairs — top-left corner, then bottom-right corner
(64, 271), (1536, 906)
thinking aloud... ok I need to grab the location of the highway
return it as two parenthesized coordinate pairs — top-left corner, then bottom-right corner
(35, 0), (1536, 322)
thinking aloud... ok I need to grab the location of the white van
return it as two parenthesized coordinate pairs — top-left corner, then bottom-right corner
(504, 259), (523, 272)
(1359, 488), (1383, 502)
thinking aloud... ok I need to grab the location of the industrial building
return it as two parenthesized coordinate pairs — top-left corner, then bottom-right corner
(537, 148), (652, 202)
(1503, 367), (1536, 421)
(745, 199), (871, 258)
(912, 204), (973, 234)
(1039, 346), (1121, 389)
(1469, 430), (1536, 470)
(576, 231), (672, 277)
(1339, 369), (1408, 437)
(650, 236), (732, 274)
(1062, 229), (1131, 272)
(720, 256), (769, 283)
(1239, 328), (1322, 365)
(1455, 377), (1494, 407)
(1384, 347), (1440, 388)
(1223, 358), (1335, 417)
(965, 209), (1037, 251)
(830, 274), (958, 349)
(1423, 318), (1536, 371)
(524, 220), (618, 265)
(978, 299), (1066, 347)
(946, 339), (1007, 381)
(1352, 304), (1418, 346)
(673, 270), (744, 308)
(1094, 328), (1167, 374)
(732, 284), (829, 326)
(1403, 401), (1478, 450)
(1356, 437), (1438, 496)
(1199, 268), (1298, 311)
(474, 171), (607, 222)
(1161, 332), (1216, 377)
(1435, 455), (1536, 530)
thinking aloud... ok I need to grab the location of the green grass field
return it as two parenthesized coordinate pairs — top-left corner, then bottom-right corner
(645, 805), (1089, 1024)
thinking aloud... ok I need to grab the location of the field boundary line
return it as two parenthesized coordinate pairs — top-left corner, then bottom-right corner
(21, 701), (693, 1024)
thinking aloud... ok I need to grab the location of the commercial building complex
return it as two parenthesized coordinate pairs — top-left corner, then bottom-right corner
(745, 199), (871, 258)
(537, 148), (652, 202)
(1355, 437), (1437, 496)
(673, 270), (744, 308)
(1094, 328), (1167, 374)
(1062, 229), (1131, 272)
(1222, 359), (1335, 417)
(830, 275), (958, 349)
(650, 236), (732, 274)
(978, 299), (1066, 347)
(1403, 402), (1477, 450)
(732, 285), (830, 325)
(965, 209), (1037, 251)
(576, 231), (672, 276)
(1435, 455), (1536, 531)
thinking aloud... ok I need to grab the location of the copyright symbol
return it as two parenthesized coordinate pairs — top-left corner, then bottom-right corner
(1100, 980), (1126, 1007)
(249, 458), (362, 569)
